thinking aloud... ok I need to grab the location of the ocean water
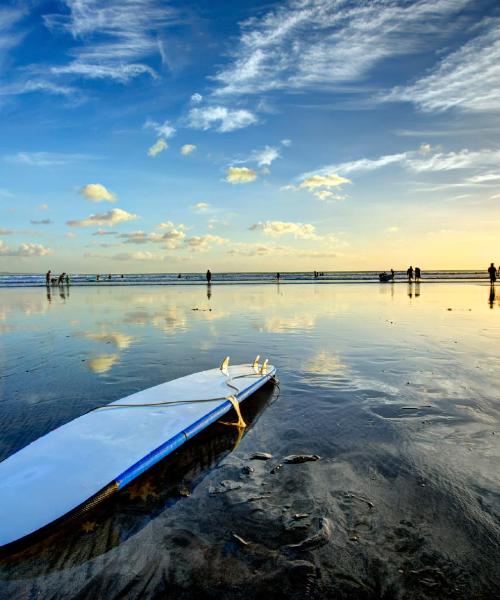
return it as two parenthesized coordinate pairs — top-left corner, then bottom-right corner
(0, 269), (492, 287)
(0, 282), (499, 598)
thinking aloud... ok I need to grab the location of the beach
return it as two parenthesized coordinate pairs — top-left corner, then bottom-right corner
(0, 282), (499, 598)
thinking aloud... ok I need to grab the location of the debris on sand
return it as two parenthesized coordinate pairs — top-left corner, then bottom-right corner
(249, 452), (273, 460)
(283, 454), (321, 464)
(285, 517), (333, 551)
(232, 533), (250, 546)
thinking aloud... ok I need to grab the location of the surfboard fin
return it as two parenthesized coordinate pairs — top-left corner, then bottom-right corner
(260, 359), (269, 375)
(220, 395), (247, 429)
(220, 356), (230, 375)
(252, 355), (260, 372)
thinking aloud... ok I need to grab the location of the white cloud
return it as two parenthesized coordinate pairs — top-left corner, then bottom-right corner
(44, 0), (177, 83)
(281, 139), (291, 147)
(156, 221), (187, 248)
(188, 106), (257, 132)
(80, 183), (115, 202)
(39, 203), (49, 210)
(225, 166), (257, 184)
(144, 118), (176, 138)
(148, 138), (167, 157)
(0, 240), (52, 257)
(185, 234), (228, 251)
(65, 232), (77, 238)
(213, 0), (469, 95)
(30, 219), (53, 225)
(420, 143), (432, 154)
(250, 220), (318, 240)
(384, 20), (500, 112)
(190, 92), (202, 104)
(0, 229), (13, 235)
(67, 208), (139, 227)
(299, 173), (351, 189)
(193, 202), (211, 212)
(181, 144), (197, 155)
(314, 190), (346, 202)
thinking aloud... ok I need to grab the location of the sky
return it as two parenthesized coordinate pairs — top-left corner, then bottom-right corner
(1, 0), (500, 274)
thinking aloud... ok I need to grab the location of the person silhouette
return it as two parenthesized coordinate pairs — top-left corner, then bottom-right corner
(407, 266), (414, 282)
(488, 263), (496, 283)
(206, 269), (212, 283)
(415, 267), (421, 281)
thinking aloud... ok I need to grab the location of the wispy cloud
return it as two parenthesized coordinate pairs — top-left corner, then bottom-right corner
(303, 148), (500, 179)
(92, 230), (119, 236)
(144, 119), (176, 138)
(80, 183), (115, 202)
(384, 20), (500, 112)
(213, 0), (469, 95)
(5, 152), (99, 167)
(30, 219), (53, 225)
(67, 208), (139, 227)
(188, 106), (257, 132)
(0, 5), (25, 64)
(249, 145), (280, 167)
(44, 0), (178, 83)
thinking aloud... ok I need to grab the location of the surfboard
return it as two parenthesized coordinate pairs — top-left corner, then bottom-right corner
(0, 357), (276, 552)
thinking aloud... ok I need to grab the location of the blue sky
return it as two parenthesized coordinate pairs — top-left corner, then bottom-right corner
(1, 0), (500, 273)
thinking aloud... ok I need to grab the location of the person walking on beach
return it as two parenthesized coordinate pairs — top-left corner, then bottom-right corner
(415, 267), (421, 281)
(206, 269), (212, 283)
(488, 263), (497, 283)
(276, 272), (280, 281)
(57, 272), (66, 285)
(45, 270), (51, 286)
(407, 266), (414, 282)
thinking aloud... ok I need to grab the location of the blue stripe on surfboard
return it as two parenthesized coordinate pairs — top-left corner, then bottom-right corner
(115, 368), (275, 489)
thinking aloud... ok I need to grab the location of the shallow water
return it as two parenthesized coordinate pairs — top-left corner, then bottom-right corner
(0, 282), (499, 599)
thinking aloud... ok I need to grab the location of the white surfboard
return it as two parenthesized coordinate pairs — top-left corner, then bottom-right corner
(0, 358), (276, 551)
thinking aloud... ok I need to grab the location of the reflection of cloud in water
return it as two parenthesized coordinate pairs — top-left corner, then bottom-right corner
(87, 354), (120, 374)
(85, 331), (134, 349)
(125, 307), (187, 334)
(260, 314), (315, 333)
(199, 340), (215, 351)
(20, 299), (50, 316)
(304, 351), (347, 375)
(151, 307), (187, 335)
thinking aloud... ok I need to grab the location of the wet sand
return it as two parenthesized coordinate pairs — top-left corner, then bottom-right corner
(0, 282), (499, 599)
